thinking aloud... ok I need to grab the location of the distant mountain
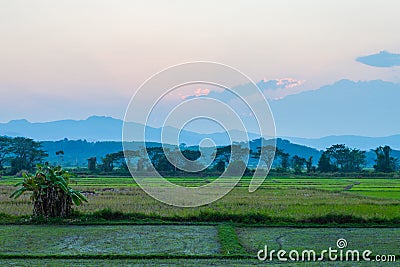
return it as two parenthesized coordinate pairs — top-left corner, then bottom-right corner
(2, 115), (399, 152)
(2, 79), (400, 151)
(270, 79), (400, 137)
(285, 135), (400, 151)
(0, 116), (260, 145)
(248, 138), (322, 163)
(1, 116), (124, 141)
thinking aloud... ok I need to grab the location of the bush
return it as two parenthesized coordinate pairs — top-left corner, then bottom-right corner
(10, 165), (87, 218)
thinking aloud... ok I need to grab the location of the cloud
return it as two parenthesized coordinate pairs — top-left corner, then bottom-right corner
(258, 78), (306, 90)
(356, 51), (400, 67)
(181, 88), (211, 100)
(180, 78), (306, 102)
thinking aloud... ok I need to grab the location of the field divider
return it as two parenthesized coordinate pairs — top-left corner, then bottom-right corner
(217, 224), (247, 255)
(0, 254), (253, 260)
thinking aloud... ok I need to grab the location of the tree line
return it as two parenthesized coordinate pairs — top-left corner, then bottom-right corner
(0, 135), (399, 176)
(0, 136), (47, 175)
(92, 144), (399, 175)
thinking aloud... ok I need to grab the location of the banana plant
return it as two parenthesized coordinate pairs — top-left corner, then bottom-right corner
(10, 164), (87, 217)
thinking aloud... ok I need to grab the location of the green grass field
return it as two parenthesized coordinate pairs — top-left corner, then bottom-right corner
(1, 176), (399, 265)
(4, 258), (394, 266)
(0, 225), (398, 266)
(237, 227), (400, 256)
(1, 177), (399, 224)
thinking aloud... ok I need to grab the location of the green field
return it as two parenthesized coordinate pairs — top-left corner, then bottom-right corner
(1, 177), (399, 224)
(1, 176), (399, 265)
(0, 225), (398, 266)
(3, 258), (394, 266)
(237, 227), (400, 256)
(0, 225), (219, 255)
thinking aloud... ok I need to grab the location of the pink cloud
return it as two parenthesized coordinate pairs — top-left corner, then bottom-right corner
(181, 88), (210, 100)
(194, 88), (210, 96)
(262, 78), (307, 100)
(273, 78), (306, 89)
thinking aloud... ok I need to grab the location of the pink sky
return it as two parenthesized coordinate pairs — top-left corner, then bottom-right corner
(0, 0), (400, 122)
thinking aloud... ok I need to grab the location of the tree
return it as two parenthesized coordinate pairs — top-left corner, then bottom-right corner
(292, 155), (306, 174)
(87, 157), (97, 171)
(321, 144), (366, 172)
(214, 146), (232, 167)
(225, 160), (250, 176)
(55, 150), (64, 166)
(305, 156), (314, 173)
(101, 154), (115, 172)
(317, 151), (336, 172)
(145, 147), (174, 173)
(374, 146), (398, 172)
(213, 145), (249, 175)
(10, 137), (48, 174)
(180, 149), (204, 171)
(123, 149), (140, 170)
(134, 148), (149, 172)
(325, 144), (349, 171)
(253, 145), (276, 170)
(10, 165), (87, 218)
(215, 160), (225, 172)
(348, 148), (366, 172)
(0, 136), (13, 170)
(276, 148), (290, 171)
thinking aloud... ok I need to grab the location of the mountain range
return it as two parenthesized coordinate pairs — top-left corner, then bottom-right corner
(1, 115), (400, 151)
(1, 78), (400, 154)
(2, 115), (400, 168)
(0, 116), (259, 145)
(269, 79), (400, 138)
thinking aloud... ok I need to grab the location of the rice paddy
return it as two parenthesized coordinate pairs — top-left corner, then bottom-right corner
(1, 176), (399, 265)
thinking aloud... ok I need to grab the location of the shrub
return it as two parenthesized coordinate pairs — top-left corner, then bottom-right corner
(10, 165), (87, 218)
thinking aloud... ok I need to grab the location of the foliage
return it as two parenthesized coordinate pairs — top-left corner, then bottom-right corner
(317, 151), (337, 172)
(10, 165), (87, 217)
(305, 156), (314, 173)
(374, 145), (398, 172)
(291, 155), (306, 174)
(55, 150), (64, 166)
(253, 145), (276, 168)
(215, 160), (225, 172)
(87, 157), (97, 171)
(276, 148), (290, 171)
(0, 136), (13, 170)
(318, 144), (366, 172)
(225, 160), (250, 176)
(0, 137), (48, 174)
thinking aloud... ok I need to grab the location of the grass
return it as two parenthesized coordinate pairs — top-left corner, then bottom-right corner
(217, 224), (246, 255)
(2, 186), (400, 224)
(0, 225), (399, 266)
(1, 177), (400, 224)
(1, 176), (400, 265)
(1, 258), (395, 266)
(237, 227), (400, 257)
(0, 225), (219, 256)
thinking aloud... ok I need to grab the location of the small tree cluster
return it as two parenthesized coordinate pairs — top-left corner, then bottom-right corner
(318, 144), (366, 172)
(0, 136), (47, 174)
(374, 145), (398, 172)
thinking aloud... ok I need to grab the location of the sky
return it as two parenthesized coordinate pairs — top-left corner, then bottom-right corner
(1, 0), (400, 137)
